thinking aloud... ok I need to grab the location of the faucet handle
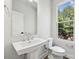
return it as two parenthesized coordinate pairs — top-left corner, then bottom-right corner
(21, 32), (24, 34)
(15, 34), (22, 40)
(28, 33), (33, 40)
(24, 32), (28, 35)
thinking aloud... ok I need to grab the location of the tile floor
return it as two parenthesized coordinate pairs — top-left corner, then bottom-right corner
(44, 56), (69, 59)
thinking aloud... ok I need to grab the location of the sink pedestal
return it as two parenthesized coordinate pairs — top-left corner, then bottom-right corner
(26, 48), (40, 59)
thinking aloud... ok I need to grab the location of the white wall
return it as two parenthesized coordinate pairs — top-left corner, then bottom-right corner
(4, 0), (24, 59)
(37, 0), (51, 38)
(12, 0), (37, 34)
(37, 0), (51, 58)
(51, 0), (75, 59)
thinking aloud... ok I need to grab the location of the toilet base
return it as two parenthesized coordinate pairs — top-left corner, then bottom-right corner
(48, 54), (63, 59)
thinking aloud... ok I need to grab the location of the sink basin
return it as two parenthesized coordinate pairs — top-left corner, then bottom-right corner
(12, 38), (48, 55)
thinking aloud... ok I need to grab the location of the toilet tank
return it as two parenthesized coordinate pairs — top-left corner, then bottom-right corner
(47, 38), (53, 48)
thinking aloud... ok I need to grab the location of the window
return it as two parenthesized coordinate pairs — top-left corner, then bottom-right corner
(58, 0), (74, 41)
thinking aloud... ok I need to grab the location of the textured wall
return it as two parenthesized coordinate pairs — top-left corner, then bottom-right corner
(37, 0), (51, 38)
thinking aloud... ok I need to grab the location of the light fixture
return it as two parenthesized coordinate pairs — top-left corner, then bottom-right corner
(29, 0), (33, 2)
(29, 0), (37, 2)
(34, 0), (37, 2)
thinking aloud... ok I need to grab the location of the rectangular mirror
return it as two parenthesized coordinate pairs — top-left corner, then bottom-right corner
(12, 0), (37, 37)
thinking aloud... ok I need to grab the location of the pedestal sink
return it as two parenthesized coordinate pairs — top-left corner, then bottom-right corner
(12, 38), (49, 59)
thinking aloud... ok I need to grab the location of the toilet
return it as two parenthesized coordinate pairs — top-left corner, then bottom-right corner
(47, 38), (66, 59)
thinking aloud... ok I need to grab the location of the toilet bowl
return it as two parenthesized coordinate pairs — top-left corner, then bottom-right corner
(49, 46), (65, 56)
(47, 38), (66, 59)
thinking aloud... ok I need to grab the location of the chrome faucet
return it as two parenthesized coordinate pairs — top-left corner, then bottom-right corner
(27, 33), (31, 42)
(26, 32), (34, 42)
(18, 32), (34, 42)
(20, 32), (26, 41)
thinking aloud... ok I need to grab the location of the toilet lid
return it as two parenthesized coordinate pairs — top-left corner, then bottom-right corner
(50, 46), (65, 53)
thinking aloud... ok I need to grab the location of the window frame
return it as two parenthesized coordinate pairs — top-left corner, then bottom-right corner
(56, 0), (75, 41)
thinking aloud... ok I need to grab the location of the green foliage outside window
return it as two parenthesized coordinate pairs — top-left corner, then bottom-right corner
(58, 5), (74, 41)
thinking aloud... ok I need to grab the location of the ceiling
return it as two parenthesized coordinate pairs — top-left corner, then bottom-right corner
(19, 0), (37, 8)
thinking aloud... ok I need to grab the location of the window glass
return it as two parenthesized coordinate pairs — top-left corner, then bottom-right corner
(58, 0), (74, 41)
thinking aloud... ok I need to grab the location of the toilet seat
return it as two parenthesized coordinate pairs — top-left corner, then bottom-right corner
(49, 46), (66, 56)
(50, 46), (65, 53)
